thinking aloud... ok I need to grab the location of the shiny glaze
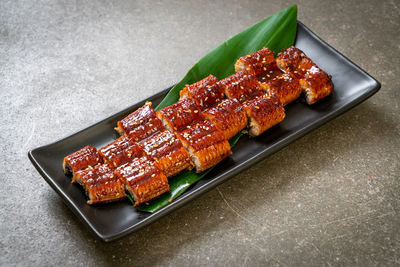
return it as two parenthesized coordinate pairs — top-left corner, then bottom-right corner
(138, 130), (193, 177)
(276, 46), (333, 104)
(115, 156), (169, 206)
(99, 135), (143, 168)
(177, 120), (231, 172)
(276, 46), (308, 72)
(261, 72), (302, 106)
(256, 62), (284, 82)
(220, 69), (264, 103)
(180, 75), (224, 110)
(243, 95), (285, 137)
(117, 102), (164, 142)
(62, 145), (102, 177)
(157, 98), (204, 132)
(235, 47), (275, 75)
(300, 65), (334, 104)
(74, 163), (126, 204)
(202, 98), (248, 140)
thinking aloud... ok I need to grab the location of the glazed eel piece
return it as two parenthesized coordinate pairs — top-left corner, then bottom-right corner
(115, 156), (169, 207)
(74, 163), (126, 204)
(176, 120), (231, 173)
(138, 129), (193, 177)
(115, 101), (164, 141)
(276, 46), (334, 105)
(157, 96), (233, 173)
(179, 74), (225, 110)
(62, 145), (102, 180)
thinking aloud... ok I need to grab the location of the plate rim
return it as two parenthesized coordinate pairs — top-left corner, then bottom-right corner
(28, 21), (381, 242)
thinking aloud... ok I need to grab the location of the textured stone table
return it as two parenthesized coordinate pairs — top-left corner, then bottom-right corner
(1, 0), (399, 266)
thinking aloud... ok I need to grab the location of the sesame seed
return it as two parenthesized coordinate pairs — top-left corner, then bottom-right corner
(151, 173), (156, 177)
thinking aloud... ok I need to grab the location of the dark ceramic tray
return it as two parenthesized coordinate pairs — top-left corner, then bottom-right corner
(28, 22), (380, 242)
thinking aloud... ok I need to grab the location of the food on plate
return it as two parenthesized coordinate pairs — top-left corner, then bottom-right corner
(115, 101), (163, 141)
(176, 120), (231, 173)
(63, 45), (333, 206)
(99, 135), (143, 168)
(157, 97), (203, 132)
(276, 46), (334, 104)
(74, 163), (126, 204)
(243, 95), (285, 137)
(138, 130), (193, 177)
(62, 145), (102, 179)
(299, 65), (334, 105)
(202, 98), (248, 140)
(219, 69), (264, 103)
(179, 75), (224, 110)
(260, 72), (302, 106)
(115, 156), (169, 207)
(234, 47), (275, 75)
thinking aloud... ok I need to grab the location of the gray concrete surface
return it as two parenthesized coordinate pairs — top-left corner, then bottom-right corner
(1, 0), (399, 266)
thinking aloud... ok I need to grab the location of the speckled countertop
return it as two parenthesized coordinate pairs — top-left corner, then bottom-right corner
(1, 0), (399, 266)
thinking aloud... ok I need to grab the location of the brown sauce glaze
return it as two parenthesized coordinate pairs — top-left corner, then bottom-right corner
(138, 130), (193, 177)
(98, 136), (143, 169)
(220, 69), (264, 103)
(180, 75), (224, 110)
(157, 98), (204, 132)
(261, 72), (302, 106)
(115, 156), (169, 206)
(117, 102), (163, 142)
(74, 163), (126, 204)
(202, 98), (248, 140)
(62, 145), (102, 177)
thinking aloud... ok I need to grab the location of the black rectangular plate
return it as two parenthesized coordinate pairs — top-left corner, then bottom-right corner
(28, 22), (380, 242)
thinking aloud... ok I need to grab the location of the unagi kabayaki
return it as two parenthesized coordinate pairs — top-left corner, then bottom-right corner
(115, 156), (169, 207)
(219, 69), (264, 103)
(243, 95), (285, 137)
(234, 47), (275, 76)
(138, 130), (193, 177)
(115, 101), (164, 141)
(62, 145), (102, 179)
(177, 120), (231, 173)
(202, 98), (248, 140)
(179, 75), (225, 110)
(62, 46), (334, 207)
(276, 46), (333, 104)
(260, 72), (302, 106)
(74, 163), (126, 204)
(98, 135), (143, 169)
(157, 97), (203, 132)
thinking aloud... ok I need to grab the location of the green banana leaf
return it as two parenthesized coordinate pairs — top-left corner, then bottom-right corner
(136, 5), (297, 212)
